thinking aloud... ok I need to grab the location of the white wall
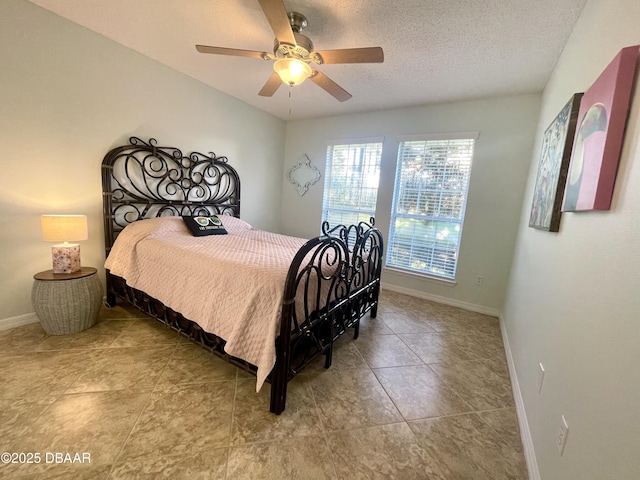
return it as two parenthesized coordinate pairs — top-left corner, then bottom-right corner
(0, 1), (285, 322)
(502, 0), (640, 478)
(282, 96), (541, 313)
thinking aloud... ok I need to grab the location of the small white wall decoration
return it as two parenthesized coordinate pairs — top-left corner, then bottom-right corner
(288, 154), (321, 196)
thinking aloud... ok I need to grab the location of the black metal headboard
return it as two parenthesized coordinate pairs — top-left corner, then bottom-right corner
(101, 137), (241, 254)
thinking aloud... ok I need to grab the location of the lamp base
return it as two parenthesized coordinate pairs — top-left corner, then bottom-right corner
(51, 244), (81, 274)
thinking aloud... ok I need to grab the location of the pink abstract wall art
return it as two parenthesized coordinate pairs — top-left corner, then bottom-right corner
(562, 45), (639, 212)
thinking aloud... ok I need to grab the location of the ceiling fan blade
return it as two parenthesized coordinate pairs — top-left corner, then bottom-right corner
(196, 45), (267, 59)
(313, 47), (384, 64)
(258, 72), (282, 97)
(257, 0), (296, 45)
(309, 70), (352, 102)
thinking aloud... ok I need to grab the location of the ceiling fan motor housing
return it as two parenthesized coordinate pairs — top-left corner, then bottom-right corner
(273, 33), (313, 60)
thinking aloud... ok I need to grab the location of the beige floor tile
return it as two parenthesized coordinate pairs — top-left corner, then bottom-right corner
(325, 422), (447, 480)
(416, 310), (501, 338)
(2, 390), (150, 477)
(227, 436), (336, 479)
(398, 332), (478, 364)
(377, 308), (436, 334)
(118, 382), (235, 461)
(34, 320), (135, 352)
(111, 317), (182, 346)
(356, 314), (395, 336)
(442, 315), (503, 338)
(156, 342), (239, 387)
(7, 463), (114, 480)
(0, 396), (59, 452)
(0, 322), (47, 356)
(65, 345), (175, 393)
(482, 354), (512, 382)
(110, 449), (228, 480)
(354, 334), (423, 368)
(476, 407), (523, 450)
(0, 395), (57, 426)
(231, 377), (324, 445)
(98, 303), (149, 320)
(381, 293), (444, 320)
(409, 413), (528, 479)
(0, 290), (527, 479)
(446, 330), (507, 361)
(0, 351), (98, 402)
(302, 337), (369, 374)
(379, 290), (425, 310)
(310, 368), (402, 432)
(429, 360), (515, 410)
(373, 365), (472, 420)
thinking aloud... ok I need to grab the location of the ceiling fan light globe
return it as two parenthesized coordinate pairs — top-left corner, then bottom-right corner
(274, 58), (311, 85)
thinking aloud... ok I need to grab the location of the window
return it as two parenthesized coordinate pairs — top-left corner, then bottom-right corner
(321, 140), (383, 228)
(387, 134), (476, 279)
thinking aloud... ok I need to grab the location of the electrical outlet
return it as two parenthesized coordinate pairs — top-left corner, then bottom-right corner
(475, 275), (484, 286)
(537, 363), (545, 394)
(557, 415), (569, 456)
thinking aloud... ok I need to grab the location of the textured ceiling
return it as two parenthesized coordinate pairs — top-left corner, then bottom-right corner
(29, 0), (587, 120)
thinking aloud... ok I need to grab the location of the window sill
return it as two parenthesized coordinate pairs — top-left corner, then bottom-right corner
(383, 267), (457, 287)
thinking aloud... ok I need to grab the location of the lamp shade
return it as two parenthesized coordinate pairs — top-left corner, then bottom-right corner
(41, 215), (88, 242)
(273, 58), (312, 86)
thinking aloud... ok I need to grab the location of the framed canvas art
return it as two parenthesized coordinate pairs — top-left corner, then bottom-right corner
(529, 93), (583, 231)
(562, 45), (639, 212)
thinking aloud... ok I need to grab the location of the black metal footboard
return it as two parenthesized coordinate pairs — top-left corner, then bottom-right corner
(269, 219), (383, 414)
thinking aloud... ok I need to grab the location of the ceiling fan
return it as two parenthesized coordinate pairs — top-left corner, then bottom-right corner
(195, 0), (384, 102)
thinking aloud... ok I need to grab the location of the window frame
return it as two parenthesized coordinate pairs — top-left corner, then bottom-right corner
(321, 137), (384, 231)
(386, 132), (478, 281)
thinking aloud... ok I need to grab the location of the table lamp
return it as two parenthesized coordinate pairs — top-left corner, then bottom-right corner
(41, 214), (88, 274)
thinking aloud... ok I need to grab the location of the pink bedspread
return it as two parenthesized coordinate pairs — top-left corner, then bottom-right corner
(104, 216), (307, 391)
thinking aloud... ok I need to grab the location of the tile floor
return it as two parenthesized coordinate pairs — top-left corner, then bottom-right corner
(0, 290), (528, 479)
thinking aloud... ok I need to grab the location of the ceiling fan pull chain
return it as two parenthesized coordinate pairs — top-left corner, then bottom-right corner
(288, 84), (293, 116)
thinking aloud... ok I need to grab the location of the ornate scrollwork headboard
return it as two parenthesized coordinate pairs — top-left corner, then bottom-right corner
(102, 137), (240, 254)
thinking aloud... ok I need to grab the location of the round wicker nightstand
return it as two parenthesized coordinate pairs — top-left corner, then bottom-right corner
(31, 267), (103, 335)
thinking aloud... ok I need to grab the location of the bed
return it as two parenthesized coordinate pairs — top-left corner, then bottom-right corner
(101, 137), (383, 414)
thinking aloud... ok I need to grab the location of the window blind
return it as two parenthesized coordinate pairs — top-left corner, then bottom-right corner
(387, 137), (475, 279)
(322, 141), (383, 229)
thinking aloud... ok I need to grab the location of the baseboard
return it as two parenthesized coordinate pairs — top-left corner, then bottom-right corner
(380, 282), (501, 317)
(500, 313), (541, 480)
(0, 312), (39, 332)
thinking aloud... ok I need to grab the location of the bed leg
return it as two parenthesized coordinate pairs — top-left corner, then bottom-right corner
(370, 282), (380, 319)
(270, 341), (289, 415)
(324, 342), (333, 369)
(270, 389), (286, 415)
(105, 293), (117, 309)
(104, 272), (117, 308)
(353, 320), (360, 340)
(270, 374), (287, 415)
